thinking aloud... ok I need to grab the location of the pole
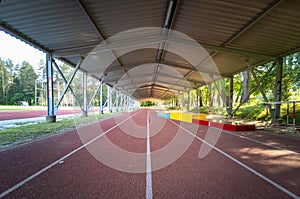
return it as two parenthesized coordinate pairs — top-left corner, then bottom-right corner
(187, 90), (190, 112)
(82, 72), (88, 116)
(34, 79), (37, 106)
(266, 105), (269, 125)
(46, 53), (56, 122)
(228, 76), (234, 118)
(107, 86), (112, 113)
(287, 103), (289, 125)
(293, 102), (296, 128)
(100, 82), (103, 114)
(116, 91), (119, 112)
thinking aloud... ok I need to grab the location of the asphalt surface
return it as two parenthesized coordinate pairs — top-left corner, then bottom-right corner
(0, 109), (299, 198)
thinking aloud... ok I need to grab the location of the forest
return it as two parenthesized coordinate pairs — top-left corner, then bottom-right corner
(0, 58), (109, 107)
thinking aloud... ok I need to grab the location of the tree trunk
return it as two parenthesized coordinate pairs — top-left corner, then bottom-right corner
(241, 71), (250, 103)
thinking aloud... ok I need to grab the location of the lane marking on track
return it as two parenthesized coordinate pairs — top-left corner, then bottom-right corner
(146, 110), (153, 199)
(169, 120), (300, 199)
(217, 128), (300, 156)
(0, 109), (144, 199)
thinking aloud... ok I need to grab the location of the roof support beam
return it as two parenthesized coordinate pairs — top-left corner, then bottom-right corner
(54, 58), (82, 113)
(121, 79), (188, 92)
(78, 0), (135, 87)
(151, 0), (179, 97)
(99, 60), (229, 78)
(127, 86), (180, 95)
(222, 0), (284, 46)
(107, 72), (198, 88)
(77, 0), (104, 41)
(52, 59), (82, 110)
(89, 34), (276, 60)
(0, 21), (51, 53)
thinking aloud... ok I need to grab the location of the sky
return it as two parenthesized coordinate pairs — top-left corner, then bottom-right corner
(0, 30), (45, 71)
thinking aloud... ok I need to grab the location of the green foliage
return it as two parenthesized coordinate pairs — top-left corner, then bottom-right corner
(0, 58), (37, 105)
(234, 104), (266, 121)
(141, 101), (156, 107)
(233, 102), (300, 123)
(0, 57), (108, 106)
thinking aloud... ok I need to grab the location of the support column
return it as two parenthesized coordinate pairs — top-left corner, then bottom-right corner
(46, 53), (56, 122)
(274, 57), (283, 122)
(100, 82), (103, 114)
(187, 90), (190, 112)
(126, 96), (129, 111)
(116, 91), (119, 112)
(107, 86), (112, 113)
(82, 72), (88, 116)
(120, 94), (123, 111)
(228, 76), (234, 118)
(208, 83), (213, 108)
(196, 88), (199, 113)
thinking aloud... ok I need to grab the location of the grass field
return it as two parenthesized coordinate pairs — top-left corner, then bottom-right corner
(0, 112), (120, 151)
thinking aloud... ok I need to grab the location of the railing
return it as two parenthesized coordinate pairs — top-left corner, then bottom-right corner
(265, 101), (300, 129)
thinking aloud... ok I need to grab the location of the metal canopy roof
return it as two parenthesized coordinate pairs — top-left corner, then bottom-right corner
(1, 0), (300, 101)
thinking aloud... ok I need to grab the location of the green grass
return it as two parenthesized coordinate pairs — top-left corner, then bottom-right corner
(233, 103), (300, 123)
(0, 112), (120, 151)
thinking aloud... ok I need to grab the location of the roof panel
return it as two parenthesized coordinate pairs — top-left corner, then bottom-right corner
(227, 0), (300, 56)
(173, 0), (274, 45)
(1, 0), (300, 101)
(82, 0), (166, 38)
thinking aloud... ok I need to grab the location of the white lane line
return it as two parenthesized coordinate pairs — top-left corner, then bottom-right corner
(146, 110), (153, 199)
(0, 109), (144, 199)
(169, 120), (300, 199)
(218, 128), (300, 156)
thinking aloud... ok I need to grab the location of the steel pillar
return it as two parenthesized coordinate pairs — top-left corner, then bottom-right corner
(228, 76), (234, 118)
(187, 90), (190, 112)
(107, 86), (112, 113)
(274, 57), (283, 121)
(120, 94), (123, 111)
(82, 72), (88, 116)
(100, 82), (103, 114)
(208, 83), (213, 107)
(116, 91), (119, 112)
(46, 53), (56, 122)
(196, 88), (199, 113)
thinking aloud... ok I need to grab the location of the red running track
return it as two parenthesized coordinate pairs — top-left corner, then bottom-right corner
(0, 109), (299, 198)
(0, 109), (98, 121)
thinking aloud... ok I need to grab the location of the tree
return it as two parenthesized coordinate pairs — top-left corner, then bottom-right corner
(18, 61), (37, 104)
(241, 71), (250, 103)
(0, 58), (8, 104)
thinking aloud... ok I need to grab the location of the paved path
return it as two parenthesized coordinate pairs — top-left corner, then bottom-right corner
(0, 109), (299, 198)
